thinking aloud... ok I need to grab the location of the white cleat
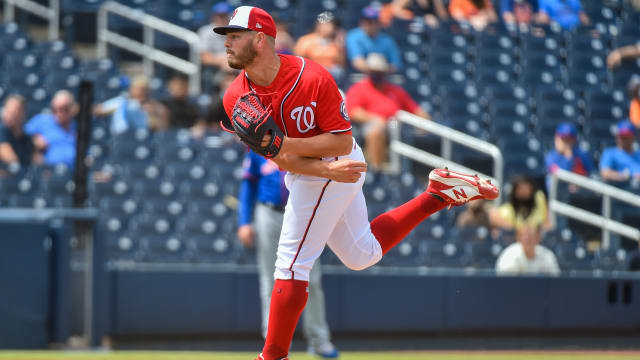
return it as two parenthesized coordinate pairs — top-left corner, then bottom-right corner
(426, 167), (499, 207)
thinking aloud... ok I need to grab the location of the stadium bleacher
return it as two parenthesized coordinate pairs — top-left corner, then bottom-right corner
(0, 0), (639, 271)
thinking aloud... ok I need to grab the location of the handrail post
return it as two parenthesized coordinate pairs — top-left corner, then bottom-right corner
(188, 40), (201, 95)
(441, 138), (452, 161)
(549, 172), (558, 228)
(143, 25), (154, 78)
(97, 4), (108, 58)
(50, 0), (59, 40)
(602, 195), (611, 250)
(5, 0), (15, 22)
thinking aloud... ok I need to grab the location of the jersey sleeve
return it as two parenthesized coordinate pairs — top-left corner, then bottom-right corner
(315, 73), (352, 134)
(397, 86), (420, 113)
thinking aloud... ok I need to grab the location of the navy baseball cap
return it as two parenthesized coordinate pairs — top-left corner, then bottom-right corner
(212, 2), (231, 15)
(555, 122), (577, 138)
(361, 5), (380, 20)
(616, 120), (636, 137)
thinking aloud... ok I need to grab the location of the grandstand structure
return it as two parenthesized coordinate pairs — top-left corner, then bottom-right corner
(0, 0), (639, 274)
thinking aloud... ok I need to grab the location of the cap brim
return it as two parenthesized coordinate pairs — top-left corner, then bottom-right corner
(213, 25), (249, 35)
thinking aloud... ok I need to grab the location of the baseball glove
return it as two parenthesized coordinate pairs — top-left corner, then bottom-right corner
(231, 91), (284, 159)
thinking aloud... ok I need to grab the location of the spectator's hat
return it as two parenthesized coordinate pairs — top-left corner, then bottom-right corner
(366, 53), (389, 72)
(616, 120), (636, 137)
(555, 122), (577, 138)
(213, 6), (277, 38)
(361, 4), (380, 20)
(211, 2), (231, 15)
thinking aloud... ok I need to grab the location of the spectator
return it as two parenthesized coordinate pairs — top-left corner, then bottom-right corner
(161, 74), (200, 129)
(495, 224), (560, 276)
(537, 0), (590, 30)
(606, 42), (640, 69)
(387, 0), (449, 28)
(627, 76), (640, 129)
(489, 175), (550, 231)
(345, 4), (402, 73)
(500, 0), (542, 25)
(449, 0), (498, 31)
(197, 2), (232, 71)
(599, 120), (640, 183)
(294, 12), (345, 80)
(456, 200), (492, 229)
(237, 150), (339, 358)
(346, 53), (429, 169)
(545, 122), (594, 189)
(193, 70), (238, 138)
(274, 19), (295, 55)
(0, 95), (40, 166)
(94, 75), (168, 135)
(24, 90), (77, 168)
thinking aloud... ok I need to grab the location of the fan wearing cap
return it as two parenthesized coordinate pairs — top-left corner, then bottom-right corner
(214, 6), (499, 360)
(197, 2), (233, 70)
(346, 53), (429, 170)
(599, 120), (640, 183)
(544, 122), (594, 190)
(345, 4), (402, 73)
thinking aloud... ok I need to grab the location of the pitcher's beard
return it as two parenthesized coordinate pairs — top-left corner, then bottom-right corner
(227, 45), (258, 70)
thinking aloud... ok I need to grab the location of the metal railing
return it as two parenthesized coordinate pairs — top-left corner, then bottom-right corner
(549, 168), (640, 249)
(2, 0), (59, 40)
(97, 1), (201, 95)
(389, 110), (504, 201)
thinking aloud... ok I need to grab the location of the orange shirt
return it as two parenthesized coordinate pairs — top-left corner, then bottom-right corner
(293, 33), (344, 70)
(631, 99), (640, 129)
(449, 0), (492, 18)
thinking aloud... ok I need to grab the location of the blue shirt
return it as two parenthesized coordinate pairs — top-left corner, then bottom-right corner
(599, 147), (640, 176)
(545, 148), (594, 175)
(101, 95), (148, 135)
(345, 28), (402, 71)
(237, 150), (289, 226)
(539, 0), (583, 30)
(25, 113), (76, 167)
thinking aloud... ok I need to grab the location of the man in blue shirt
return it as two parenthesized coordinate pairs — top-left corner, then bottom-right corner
(25, 90), (77, 168)
(237, 150), (339, 358)
(345, 4), (402, 73)
(599, 120), (640, 183)
(538, 0), (590, 30)
(545, 122), (594, 188)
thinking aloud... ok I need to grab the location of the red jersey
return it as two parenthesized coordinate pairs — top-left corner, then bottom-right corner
(346, 78), (419, 121)
(223, 54), (352, 138)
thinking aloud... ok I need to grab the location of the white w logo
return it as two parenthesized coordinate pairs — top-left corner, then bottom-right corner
(291, 104), (316, 133)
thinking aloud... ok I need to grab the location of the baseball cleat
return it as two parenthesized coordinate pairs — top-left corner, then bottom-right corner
(426, 167), (499, 207)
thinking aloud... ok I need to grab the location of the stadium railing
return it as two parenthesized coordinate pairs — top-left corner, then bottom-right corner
(2, 0), (59, 40)
(389, 110), (504, 202)
(549, 168), (640, 249)
(96, 0), (201, 95)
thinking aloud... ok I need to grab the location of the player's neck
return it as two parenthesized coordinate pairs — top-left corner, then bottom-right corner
(245, 53), (281, 87)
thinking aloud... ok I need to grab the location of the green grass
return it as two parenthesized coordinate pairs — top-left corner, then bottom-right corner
(1, 351), (639, 360)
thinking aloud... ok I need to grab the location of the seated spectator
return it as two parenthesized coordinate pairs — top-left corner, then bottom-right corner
(387, 0), (449, 28)
(274, 18), (295, 55)
(193, 70), (239, 138)
(294, 12), (345, 80)
(545, 122), (594, 189)
(628, 77), (640, 129)
(24, 90), (77, 168)
(490, 175), (550, 231)
(500, 0), (542, 26)
(456, 200), (492, 229)
(449, 0), (498, 31)
(346, 53), (429, 170)
(345, 4), (402, 73)
(94, 75), (168, 135)
(197, 2), (232, 71)
(495, 224), (560, 276)
(0, 95), (40, 166)
(599, 120), (640, 184)
(161, 74), (200, 129)
(537, 0), (590, 30)
(606, 42), (640, 69)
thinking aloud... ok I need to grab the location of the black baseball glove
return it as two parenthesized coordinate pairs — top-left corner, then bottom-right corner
(230, 91), (285, 159)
